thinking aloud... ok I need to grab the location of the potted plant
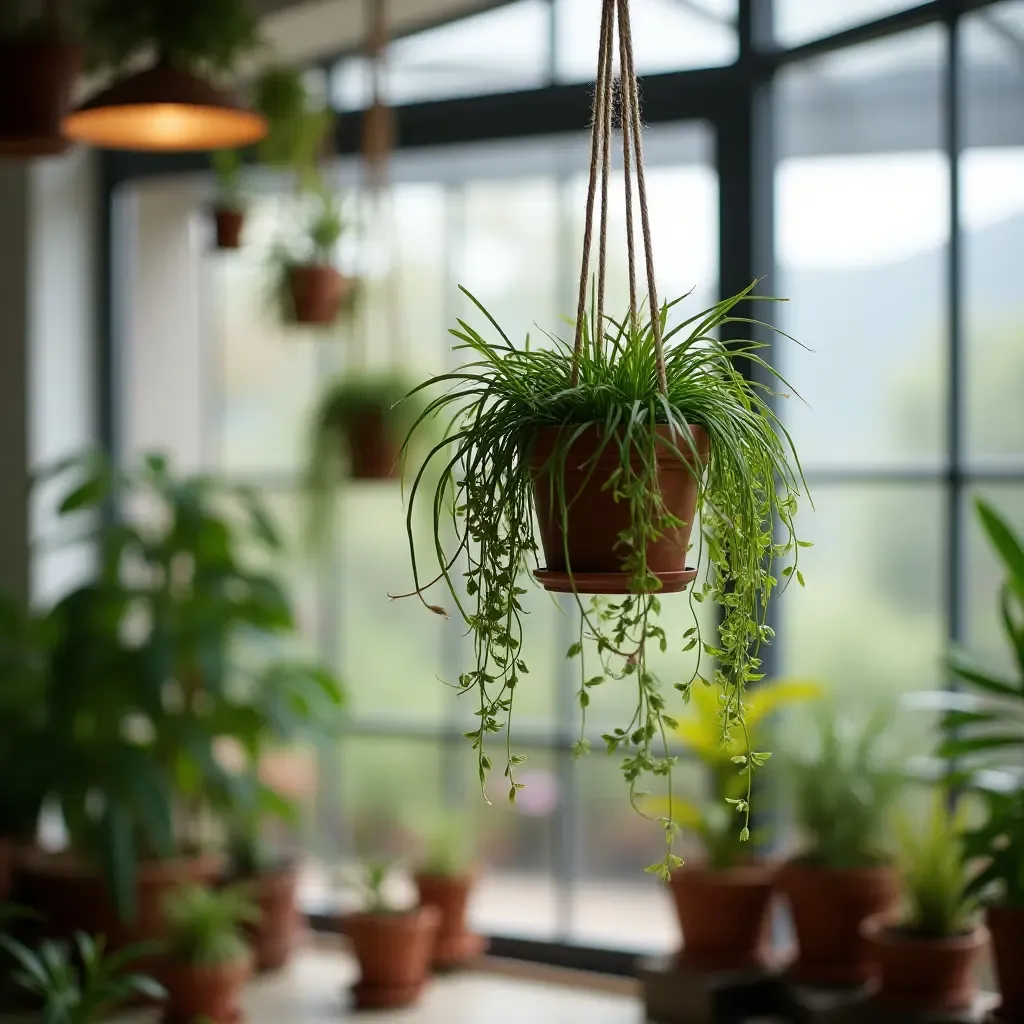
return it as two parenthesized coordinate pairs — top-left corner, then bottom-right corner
(211, 148), (246, 250)
(161, 884), (256, 1024)
(861, 797), (987, 1014)
(0, 0), (81, 157)
(658, 679), (821, 972)
(0, 930), (165, 1022)
(777, 706), (904, 985)
(414, 813), (487, 971)
(339, 861), (440, 1009)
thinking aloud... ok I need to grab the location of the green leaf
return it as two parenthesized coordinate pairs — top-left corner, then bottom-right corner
(977, 499), (1024, 586)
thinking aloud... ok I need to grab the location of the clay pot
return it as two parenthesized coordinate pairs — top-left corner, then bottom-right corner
(245, 864), (301, 973)
(530, 424), (709, 594)
(213, 208), (245, 250)
(288, 264), (350, 325)
(341, 411), (401, 480)
(415, 873), (488, 970)
(0, 37), (81, 157)
(862, 916), (987, 1012)
(668, 863), (776, 972)
(777, 860), (899, 985)
(340, 905), (440, 1009)
(988, 905), (1024, 1021)
(162, 957), (251, 1024)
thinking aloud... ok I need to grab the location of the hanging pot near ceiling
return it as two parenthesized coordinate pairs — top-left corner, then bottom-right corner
(212, 207), (245, 250)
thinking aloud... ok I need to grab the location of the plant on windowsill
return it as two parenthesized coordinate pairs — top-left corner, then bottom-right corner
(211, 148), (246, 250)
(653, 678), (821, 972)
(339, 861), (440, 1010)
(777, 705), (905, 986)
(161, 884), (257, 1024)
(861, 797), (986, 1015)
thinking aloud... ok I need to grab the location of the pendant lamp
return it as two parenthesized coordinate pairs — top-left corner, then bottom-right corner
(63, 59), (267, 152)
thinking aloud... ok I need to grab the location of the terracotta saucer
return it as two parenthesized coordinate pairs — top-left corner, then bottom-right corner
(533, 567), (698, 595)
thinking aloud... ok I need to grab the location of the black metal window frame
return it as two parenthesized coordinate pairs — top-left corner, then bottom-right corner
(95, 0), (1019, 974)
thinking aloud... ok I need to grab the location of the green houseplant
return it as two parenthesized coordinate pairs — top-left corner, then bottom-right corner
(659, 678), (821, 971)
(211, 148), (246, 250)
(862, 798), (986, 1014)
(161, 884), (256, 1024)
(339, 861), (440, 1009)
(777, 705), (904, 985)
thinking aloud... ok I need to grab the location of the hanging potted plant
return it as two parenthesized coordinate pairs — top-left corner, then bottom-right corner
(0, 0), (81, 157)
(413, 813), (487, 971)
(397, 0), (808, 876)
(861, 797), (987, 1015)
(211, 148), (246, 250)
(339, 861), (440, 1009)
(777, 706), (904, 986)
(654, 679), (820, 972)
(161, 884), (256, 1024)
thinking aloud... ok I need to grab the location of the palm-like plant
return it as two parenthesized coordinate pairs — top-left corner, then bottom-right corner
(164, 885), (257, 967)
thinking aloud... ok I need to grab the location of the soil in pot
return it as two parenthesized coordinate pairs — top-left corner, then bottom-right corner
(245, 862), (301, 973)
(778, 860), (899, 986)
(341, 410), (402, 481)
(668, 863), (776, 972)
(988, 905), (1024, 1021)
(0, 38), (80, 157)
(340, 905), (440, 1009)
(862, 916), (988, 1013)
(414, 873), (488, 970)
(288, 265), (350, 326)
(214, 208), (245, 250)
(162, 957), (251, 1024)
(530, 423), (709, 594)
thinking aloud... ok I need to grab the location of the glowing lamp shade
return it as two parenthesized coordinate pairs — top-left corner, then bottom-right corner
(63, 62), (267, 152)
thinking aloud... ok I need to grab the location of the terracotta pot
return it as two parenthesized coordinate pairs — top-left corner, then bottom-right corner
(162, 957), (251, 1024)
(245, 864), (301, 973)
(988, 905), (1024, 1021)
(530, 424), (709, 593)
(0, 38), (81, 157)
(415, 873), (488, 970)
(862, 916), (987, 1012)
(341, 410), (401, 480)
(777, 860), (899, 985)
(340, 905), (440, 1009)
(214, 208), (245, 250)
(288, 264), (350, 325)
(668, 863), (776, 971)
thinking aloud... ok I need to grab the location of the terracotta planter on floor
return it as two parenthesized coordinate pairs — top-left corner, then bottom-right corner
(988, 905), (1024, 1022)
(862, 916), (988, 1013)
(288, 265), (350, 325)
(668, 863), (776, 972)
(246, 864), (301, 973)
(213, 208), (245, 250)
(0, 38), (81, 157)
(342, 411), (402, 481)
(530, 424), (709, 594)
(162, 957), (251, 1024)
(340, 905), (440, 1009)
(778, 860), (899, 986)
(415, 873), (488, 970)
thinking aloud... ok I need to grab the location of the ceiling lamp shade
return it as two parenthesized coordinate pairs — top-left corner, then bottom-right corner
(62, 62), (267, 152)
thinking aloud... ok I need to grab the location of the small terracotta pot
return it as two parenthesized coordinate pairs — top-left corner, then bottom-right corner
(415, 873), (488, 970)
(340, 905), (440, 1009)
(245, 864), (301, 973)
(668, 863), (776, 972)
(530, 424), (709, 593)
(162, 957), (251, 1024)
(778, 860), (899, 985)
(213, 208), (245, 250)
(988, 905), (1024, 1021)
(0, 37), (81, 157)
(341, 411), (402, 480)
(288, 264), (350, 325)
(862, 916), (988, 1012)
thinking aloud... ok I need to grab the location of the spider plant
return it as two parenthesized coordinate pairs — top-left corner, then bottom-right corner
(164, 884), (257, 967)
(399, 283), (808, 875)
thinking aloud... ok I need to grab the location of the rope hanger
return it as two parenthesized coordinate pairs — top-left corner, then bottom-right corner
(571, 0), (667, 397)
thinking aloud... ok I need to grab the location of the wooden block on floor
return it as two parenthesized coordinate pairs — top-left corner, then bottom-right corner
(638, 955), (787, 1024)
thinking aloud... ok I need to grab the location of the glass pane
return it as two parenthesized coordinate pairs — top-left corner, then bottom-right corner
(962, 6), (1024, 464)
(555, 0), (737, 81)
(775, 0), (922, 47)
(776, 27), (947, 470)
